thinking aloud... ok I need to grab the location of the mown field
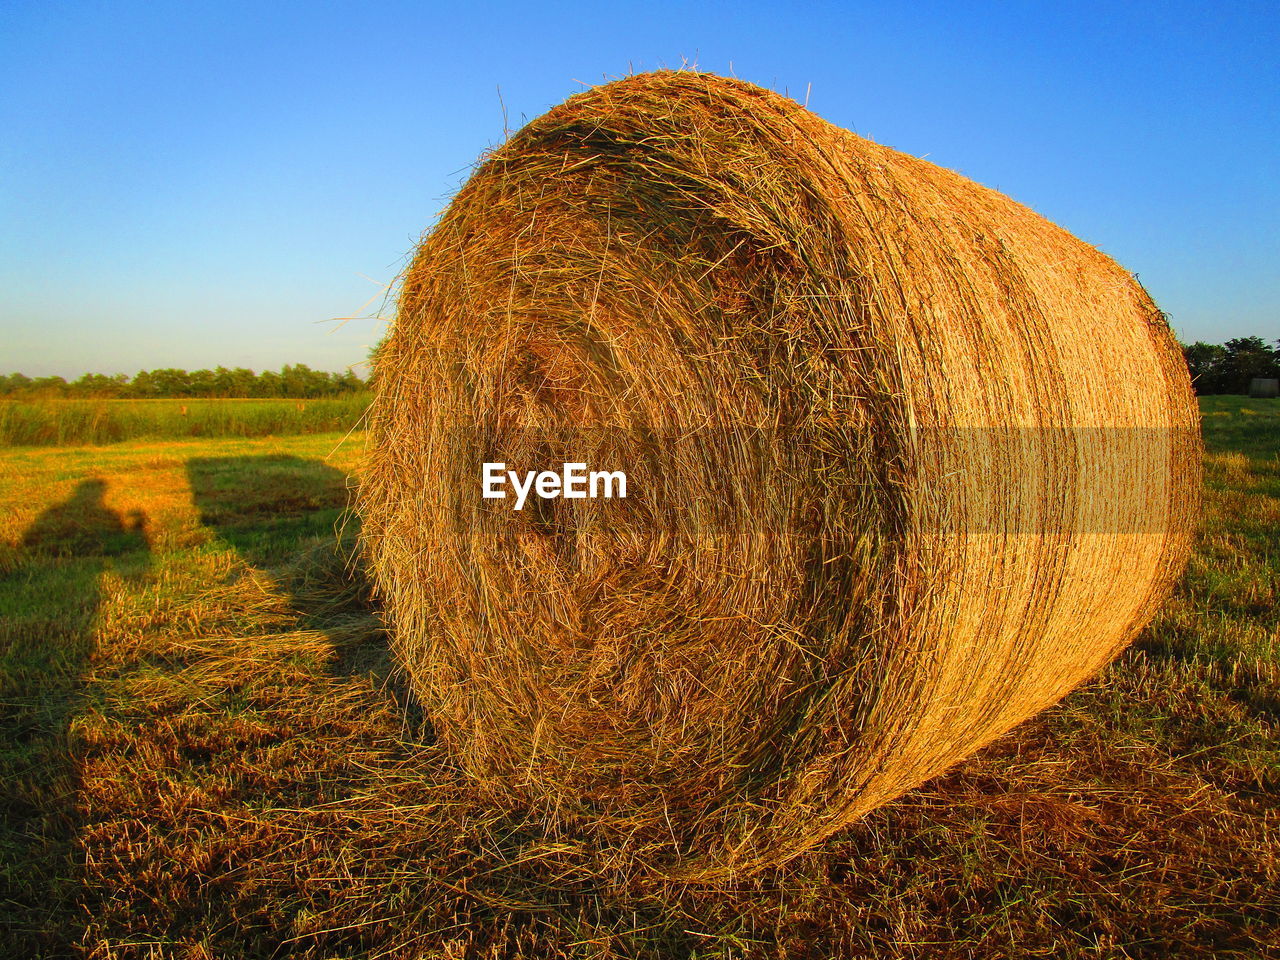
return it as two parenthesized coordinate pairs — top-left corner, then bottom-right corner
(0, 396), (370, 447)
(1, 397), (1277, 958)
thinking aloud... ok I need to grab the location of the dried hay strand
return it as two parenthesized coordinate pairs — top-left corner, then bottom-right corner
(358, 71), (1201, 877)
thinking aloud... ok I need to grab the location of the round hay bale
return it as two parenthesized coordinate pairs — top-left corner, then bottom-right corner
(358, 71), (1201, 875)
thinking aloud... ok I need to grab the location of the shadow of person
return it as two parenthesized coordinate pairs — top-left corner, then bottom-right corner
(20, 479), (149, 560)
(2, 478), (150, 955)
(185, 455), (388, 680)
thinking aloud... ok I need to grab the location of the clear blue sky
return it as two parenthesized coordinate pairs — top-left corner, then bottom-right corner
(1, 0), (1275, 377)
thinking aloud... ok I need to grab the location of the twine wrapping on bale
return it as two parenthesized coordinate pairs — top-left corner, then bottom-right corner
(358, 71), (1201, 876)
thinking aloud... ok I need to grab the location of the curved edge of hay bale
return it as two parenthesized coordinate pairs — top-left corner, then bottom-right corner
(357, 70), (1202, 877)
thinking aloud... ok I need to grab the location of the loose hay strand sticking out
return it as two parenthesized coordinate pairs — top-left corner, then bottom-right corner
(358, 71), (1201, 877)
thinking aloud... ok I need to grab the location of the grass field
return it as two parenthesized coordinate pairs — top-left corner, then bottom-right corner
(0, 396), (371, 447)
(1, 398), (1277, 958)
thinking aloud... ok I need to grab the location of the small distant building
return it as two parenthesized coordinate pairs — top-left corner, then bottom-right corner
(1249, 378), (1279, 399)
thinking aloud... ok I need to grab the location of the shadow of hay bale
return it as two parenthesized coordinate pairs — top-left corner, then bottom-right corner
(185, 455), (395, 686)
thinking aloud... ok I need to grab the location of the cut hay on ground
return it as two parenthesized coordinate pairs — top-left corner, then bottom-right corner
(358, 71), (1201, 877)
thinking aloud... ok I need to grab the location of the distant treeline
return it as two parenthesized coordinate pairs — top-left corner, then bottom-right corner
(6, 343), (1276, 400)
(0, 364), (366, 399)
(1183, 337), (1279, 396)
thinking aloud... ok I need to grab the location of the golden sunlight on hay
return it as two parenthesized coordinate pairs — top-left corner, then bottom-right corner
(357, 71), (1201, 877)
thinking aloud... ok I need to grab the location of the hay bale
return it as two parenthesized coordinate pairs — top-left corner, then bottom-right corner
(1249, 378), (1279, 399)
(358, 71), (1201, 875)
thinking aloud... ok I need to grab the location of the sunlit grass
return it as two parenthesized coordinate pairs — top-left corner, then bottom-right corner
(0, 396), (370, 447)
(0, 398), (1276, 957)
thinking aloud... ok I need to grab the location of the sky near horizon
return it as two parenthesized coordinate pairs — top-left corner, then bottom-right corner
(1, 0), (1276, 378)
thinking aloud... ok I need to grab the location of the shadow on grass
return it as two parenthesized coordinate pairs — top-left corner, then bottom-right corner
(184, 454), (398, 685)
(1, 479), (149, 957)
(186, 455), (352, 569)
(55, 450), (1278, 958)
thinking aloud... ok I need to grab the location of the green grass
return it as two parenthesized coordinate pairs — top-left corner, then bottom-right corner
(1199, 393), (1280, 464)
(0, 396), (371, 447)
(0, 398), (1277, 958)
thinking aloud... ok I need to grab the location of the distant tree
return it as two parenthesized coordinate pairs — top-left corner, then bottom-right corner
(132, 369), (156, 397)
(280, 363), (328, 398)
(144, 369), (192, 397)
(256, 370), (283, 397)
(228, 367), (258, 396)
(1182, 336), (1279, 394)
(1183, 342), (1228, 395)
(0, 365), (365, 398)
(187, 368), (217, 397)
(209, 366), (233, 396)
(0, 373), (33, 395)
(30, 376), (69, 396)
(1221, 337), (1279, 393)
(334, 370), (364, 393)
(72, 373), (129, 397)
